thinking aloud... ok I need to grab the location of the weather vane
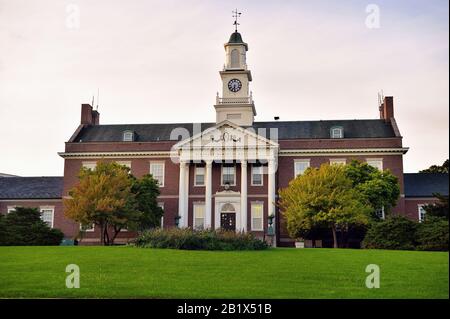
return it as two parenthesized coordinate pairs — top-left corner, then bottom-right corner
(232, 9), (241, 32)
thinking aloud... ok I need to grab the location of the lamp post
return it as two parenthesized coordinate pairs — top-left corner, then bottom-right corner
(174, 215), (181, 228)
(267, 214), (275, 236)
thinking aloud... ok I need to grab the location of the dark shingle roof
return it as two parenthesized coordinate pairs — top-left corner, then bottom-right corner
(73, 119), (396, 143)
(228, 31), (244, 44)
(404, 173), (449, 198)
(0, 177), (63, 199)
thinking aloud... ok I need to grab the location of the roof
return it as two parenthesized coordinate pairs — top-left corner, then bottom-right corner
(404, 173), (449, 198)
(0, 177), (63, 199)
(72, 119), (397, 143)
(228, 31), (244, 44)
(0, 173), (18, 177)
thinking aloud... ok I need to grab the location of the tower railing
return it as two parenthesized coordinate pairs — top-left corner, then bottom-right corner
(216, 96), (253, 104)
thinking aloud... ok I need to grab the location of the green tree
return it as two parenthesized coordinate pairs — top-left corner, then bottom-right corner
(64, 161), (138, 245)
(0, 207), (63, 246)
(130, 174), (164, 231)
(419, 159), (449, 173)
(344, 160), (400, 219)
(279, 164), (371, 248)
(423, 193), (449, 220)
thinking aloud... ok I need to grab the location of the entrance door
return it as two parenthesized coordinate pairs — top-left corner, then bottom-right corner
(220, 203), (236, 231)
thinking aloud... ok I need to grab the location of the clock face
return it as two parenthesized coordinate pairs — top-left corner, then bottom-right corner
(228, 79), (242, 92)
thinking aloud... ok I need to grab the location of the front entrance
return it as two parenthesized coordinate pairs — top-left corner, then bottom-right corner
(220, 203), (236, 231)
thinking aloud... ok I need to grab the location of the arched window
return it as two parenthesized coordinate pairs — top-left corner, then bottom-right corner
(123, 130), (134, 142)
(230, 49), (239, 68)
(221, 203), (235, 213)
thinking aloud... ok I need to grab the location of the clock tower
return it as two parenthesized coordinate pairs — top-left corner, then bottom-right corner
(214, 27), (256, 126)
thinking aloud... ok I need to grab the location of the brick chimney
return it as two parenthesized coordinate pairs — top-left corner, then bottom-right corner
(80, 104), (100, 125)
(379, 96), (394, 122)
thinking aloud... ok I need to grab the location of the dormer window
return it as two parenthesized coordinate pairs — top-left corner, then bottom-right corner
(330, 126), (344, 139)
(123, 130), (134, 142)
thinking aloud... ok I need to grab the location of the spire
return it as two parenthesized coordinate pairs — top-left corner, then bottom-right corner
(232, 9), (241, 32)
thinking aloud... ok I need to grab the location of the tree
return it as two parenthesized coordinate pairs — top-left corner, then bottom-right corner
(419, 159), (449, 173)
(423, 193), (449, 220)
(130, 174), (164, 231)
(64, 161), (137, 245)
(344, 160), (400, 219)
(0, 207), (63, 246)
(279, 164), (371, 248)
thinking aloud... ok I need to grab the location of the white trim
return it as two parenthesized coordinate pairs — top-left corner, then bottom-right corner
(149, 161), (165, 187)
(221, 165), (236, 186)
(250, 201), (264, 231)
(329, 158), (347, 165)
(366, 158), (383, 171)
(80, 223), (95, 232)
(279, 148), (409, 156)
(115, 161), (131, 168)
(7, 206), (17, 214)
(250, 165), (264, 186)
(82, 161), (97, 170)
(59, 151), (174, 159)
(294, 159), (310, 177)
(39, 206), (54, 228)
(194, 166), (205, 187)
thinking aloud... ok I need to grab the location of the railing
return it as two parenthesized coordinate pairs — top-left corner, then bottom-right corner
(216, 96), (253, 105)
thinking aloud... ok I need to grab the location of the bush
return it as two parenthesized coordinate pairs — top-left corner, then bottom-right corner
(362, 216), (418, 250)
(0, 207), (64, 246)
(134, 228), (269, 250)
(416, 216), (449, 251)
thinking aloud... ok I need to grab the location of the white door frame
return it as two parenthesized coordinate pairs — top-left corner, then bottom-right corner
(214, 191), (241, 231)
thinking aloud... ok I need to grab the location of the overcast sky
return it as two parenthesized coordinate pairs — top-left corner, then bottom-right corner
(0, 0), (448, 176)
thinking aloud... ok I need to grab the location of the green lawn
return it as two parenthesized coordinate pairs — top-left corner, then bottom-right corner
(0, 246), (447, 298)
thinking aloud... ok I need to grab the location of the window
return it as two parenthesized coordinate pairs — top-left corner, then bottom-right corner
(251, 202), (264, 231)
(150, 162), (165, 187)
(221, 165), (236, 186)
(40, 207), (54, 228)
(158, 202), (164, 228)
(294, 160), (310, 177)
(123, 130), (134, 142)
(194, 166), (205, 186)
(366, 159), (383, 171)
(7, 206), (16, 214)
(330, 126), (344, 139)
(375, 207), (385, 219)
(251, 165), (263, 186)
(418, 205), (426, 222)
(82, 162), (97, 170)
(193, 203), (205, 230)
(329, 159), (346, 165)
(230, 49), (239, 68)
(80, 223), (95, 232)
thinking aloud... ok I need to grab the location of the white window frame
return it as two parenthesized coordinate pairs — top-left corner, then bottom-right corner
(149, 161), (165, 187)
(330, 127), (344, 139)
(7, 206), (16, 214)
(329, 158), (346, 165)
(194, 166), (205, 187)
(375, 206), (385, 219)
(80, 223), (95, 232)
(366, 158), (383, 171)
(158, 202), (164, 228)
(418, 204), (426, 223)
(251, 202), (264, 231)
(123, 130), (134, 142)
(251, 165), (264, 186)
(82, 161), (97, 170)
(221, 165), (236, 186)
(116, 161), (131, 169)
(193, 203), (205, 230)
(294, 159), (310, 177)
(40, 206), (54, 228)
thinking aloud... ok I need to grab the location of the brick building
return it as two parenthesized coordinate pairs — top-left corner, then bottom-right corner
(1, 30), (447, 246)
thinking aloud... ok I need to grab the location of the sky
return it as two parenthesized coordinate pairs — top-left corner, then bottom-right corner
(0, 0), (448, 176)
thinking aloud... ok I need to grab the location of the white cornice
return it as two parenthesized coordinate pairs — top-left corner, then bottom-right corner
(279, 147), (409, 157)
(58, 151), (174, 159)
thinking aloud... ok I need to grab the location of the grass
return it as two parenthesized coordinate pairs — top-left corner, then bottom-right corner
(0, 246), (448, 298)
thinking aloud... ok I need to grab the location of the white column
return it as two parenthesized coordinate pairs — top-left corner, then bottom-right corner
(268, 158), (276, 245)
(240, 160), (248, 232)
(184, 163), (190, 228)
(205, 160), (212, 229)
(178, 161), (186, 227)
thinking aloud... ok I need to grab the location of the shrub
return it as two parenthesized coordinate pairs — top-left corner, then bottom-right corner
(134, 228), (269, 250)
(416, 216), (449, 251)
(362, 216), (418, 250)
(0, 207), (64, 246)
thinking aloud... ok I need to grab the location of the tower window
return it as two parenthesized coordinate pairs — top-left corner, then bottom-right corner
(230, 49), (240, 68)
(123, 130), (134, 142)
(330, 126), (344, 139)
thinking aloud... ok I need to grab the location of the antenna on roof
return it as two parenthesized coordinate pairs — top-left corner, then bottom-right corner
(96, 88), (99, 111)
(91, 95), (95, 107)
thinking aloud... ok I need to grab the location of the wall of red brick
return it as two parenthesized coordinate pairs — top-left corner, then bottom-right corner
(404, 198), (440, 221)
